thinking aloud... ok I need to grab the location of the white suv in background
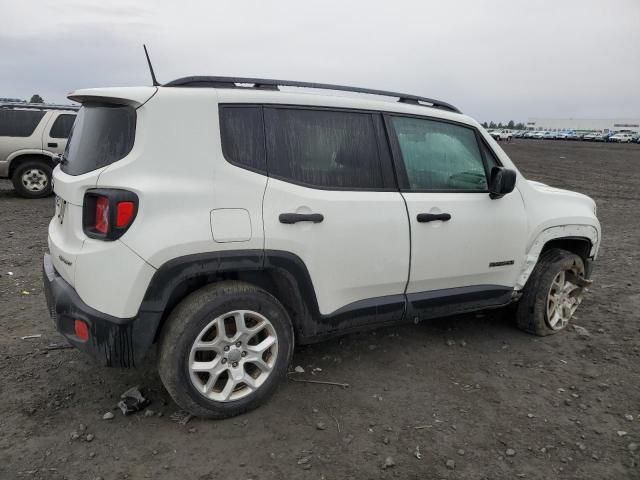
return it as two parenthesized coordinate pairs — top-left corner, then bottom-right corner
(610, 132), (634, 143)
(43, 77), (600, 418)
(0, 103), (78, 198)
(489, 129), (513, 141)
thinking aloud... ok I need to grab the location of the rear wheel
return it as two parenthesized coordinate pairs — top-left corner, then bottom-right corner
(158, 281), (294, 418)
(11, 160), (53, 198)
(516, 248), (587, 336)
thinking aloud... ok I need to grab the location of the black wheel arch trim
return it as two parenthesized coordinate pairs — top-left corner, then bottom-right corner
(136, 249), (516, 352)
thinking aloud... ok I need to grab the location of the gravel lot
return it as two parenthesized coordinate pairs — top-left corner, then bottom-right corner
(1, 139), (639, 479)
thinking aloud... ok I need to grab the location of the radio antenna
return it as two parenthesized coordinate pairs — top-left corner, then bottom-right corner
(143, 44), (160, 86)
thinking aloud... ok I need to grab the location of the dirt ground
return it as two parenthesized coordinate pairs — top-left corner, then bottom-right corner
(1, 139), (639, 480)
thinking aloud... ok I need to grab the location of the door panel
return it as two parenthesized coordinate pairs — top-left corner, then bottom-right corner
(385, 113), (529, 316)
(404, 191), (528, 294)
(43, 113), (75, 156)
(263, 178), (409, 314)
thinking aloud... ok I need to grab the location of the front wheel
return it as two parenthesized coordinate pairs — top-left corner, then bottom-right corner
(11, 160), (53, 198)
(516, 248), (587, 336)
(158, 281), (294, 418)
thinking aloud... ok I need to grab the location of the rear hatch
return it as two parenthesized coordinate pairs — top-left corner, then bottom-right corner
(49, 87), (155, 286)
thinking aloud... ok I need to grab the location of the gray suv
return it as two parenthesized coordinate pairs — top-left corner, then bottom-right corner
(0, 103), (78, 198)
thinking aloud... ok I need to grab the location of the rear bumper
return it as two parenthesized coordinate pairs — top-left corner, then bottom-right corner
(42, 253), (155, 367)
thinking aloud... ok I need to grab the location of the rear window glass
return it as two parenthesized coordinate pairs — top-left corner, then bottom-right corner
(0, 109), (46, 137)
(61, 104), (136, 176)
(49, 114), (76, 139)
(220, 106), (266, 172)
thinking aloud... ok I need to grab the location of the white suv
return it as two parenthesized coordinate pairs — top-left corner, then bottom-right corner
(610, 132), (635, 143)
(43, 77), (600, 418)
(489, 129), (514, 141)
(0, 103), (78, 198)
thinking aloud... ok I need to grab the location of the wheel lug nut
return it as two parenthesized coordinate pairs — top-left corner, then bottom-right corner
(241, 351), (247, 357)
(221, 358), (227, 364)
(236, 341), (241, 347)
(232, 362), (238, 368)
(224, 345), (230, 351)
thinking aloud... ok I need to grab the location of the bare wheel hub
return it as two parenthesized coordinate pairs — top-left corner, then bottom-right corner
(188, 310), (278, 402)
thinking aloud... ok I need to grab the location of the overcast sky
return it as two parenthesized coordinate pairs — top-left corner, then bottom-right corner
(1, 0), (638, 122)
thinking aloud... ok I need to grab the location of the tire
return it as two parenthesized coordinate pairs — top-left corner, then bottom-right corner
(157, 281), (294, 418)
(515, 248), (586, 336)
(11, 160), (53, 198)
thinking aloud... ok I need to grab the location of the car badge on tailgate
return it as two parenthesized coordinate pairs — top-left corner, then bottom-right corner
(56, 196), (67, 224)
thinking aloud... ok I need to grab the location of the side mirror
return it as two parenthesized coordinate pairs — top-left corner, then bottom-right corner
(489, 166), (517, 199)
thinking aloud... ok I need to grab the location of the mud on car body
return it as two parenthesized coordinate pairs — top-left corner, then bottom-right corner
(43, 77), (600, 418)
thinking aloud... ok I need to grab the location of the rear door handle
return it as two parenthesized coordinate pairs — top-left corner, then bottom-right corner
(279, 213), (324, 224)
(417, 213), (451, 223)
(47, 142), (58, 148)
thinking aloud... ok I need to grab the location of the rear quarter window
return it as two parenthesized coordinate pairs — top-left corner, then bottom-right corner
(49, 114), (76, 139)
(0, 109), (46, 137)
(61, 104), (136, 176)
(219, 106), (266, 172)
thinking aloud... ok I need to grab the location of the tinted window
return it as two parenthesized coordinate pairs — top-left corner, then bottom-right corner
(61, 104), (136, 176)
(220, 106), (266, 172)
(392, 116), (488, 191)
(0, 110), (46, 137)
(49, 114), (76, 139)
(265, 108), (383, 189)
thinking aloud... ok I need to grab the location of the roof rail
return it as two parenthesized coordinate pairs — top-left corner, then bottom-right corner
(164, 76), (461, 113)
(0, 102), (79, 111)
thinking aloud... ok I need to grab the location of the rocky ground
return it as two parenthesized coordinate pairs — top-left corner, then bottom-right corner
(1, 139), (639, 479)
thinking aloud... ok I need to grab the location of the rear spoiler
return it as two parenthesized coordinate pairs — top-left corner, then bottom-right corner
(67, 87), (158, 108)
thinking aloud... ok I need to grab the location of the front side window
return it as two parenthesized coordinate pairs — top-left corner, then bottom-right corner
(392, 116), (488, 191)
(61, 104), (136, 176)
(265, 108), (384, 189)
(0, 109), (46, 137)
(49, 114), (76, 139)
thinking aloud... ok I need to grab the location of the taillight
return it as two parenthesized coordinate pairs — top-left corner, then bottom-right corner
(83, 189), (139, 240)
(74, 319), (89, 341)
(116, 201), (135, 228)
(95, 197), (110, 234)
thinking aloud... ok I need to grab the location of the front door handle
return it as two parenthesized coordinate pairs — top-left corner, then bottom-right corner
(279, 213), (324, 224)
(47, 142), (58, 148)
(417, 213), (451, 223)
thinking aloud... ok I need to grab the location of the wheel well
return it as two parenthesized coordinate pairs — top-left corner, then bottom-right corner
(540, 237), (592, 262)
(153, 268), (309, 343)
(8, 154), (55, 178)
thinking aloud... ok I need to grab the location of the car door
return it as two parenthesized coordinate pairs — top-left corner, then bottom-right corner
(385, 114), (528, 319)
(43, 112), (76, 155)
(261, 107), (410, 336)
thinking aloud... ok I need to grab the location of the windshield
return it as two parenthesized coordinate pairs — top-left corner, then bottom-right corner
(61, 103), (136, 176)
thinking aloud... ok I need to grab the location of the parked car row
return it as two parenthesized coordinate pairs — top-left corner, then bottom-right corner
(487, 128), (640, 143)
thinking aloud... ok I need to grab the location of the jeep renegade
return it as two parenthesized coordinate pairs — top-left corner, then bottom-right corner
(43, 77), (600, 418)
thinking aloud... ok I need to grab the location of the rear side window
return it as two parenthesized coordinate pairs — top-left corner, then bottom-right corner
(220, 106), (266, 172)
(391, 116), (488, 191)
(49, 114), (76, 139)
(61, 104), (136, 176)
(0, 110), (46, 137)
(264, 108), (384, 189)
